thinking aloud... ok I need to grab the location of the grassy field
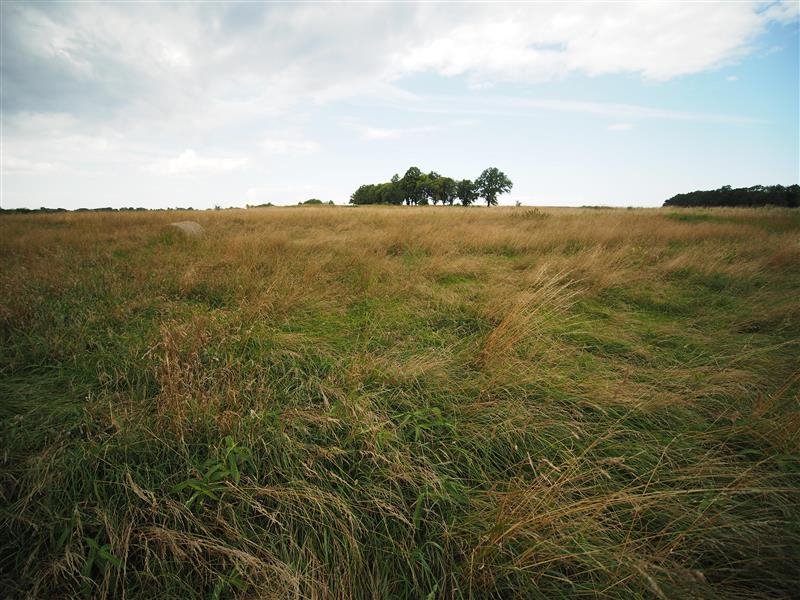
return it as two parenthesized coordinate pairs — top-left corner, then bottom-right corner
(1, 206), (799, 599)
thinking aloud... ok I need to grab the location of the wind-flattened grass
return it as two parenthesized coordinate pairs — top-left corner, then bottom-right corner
(1, 206), (798, 599)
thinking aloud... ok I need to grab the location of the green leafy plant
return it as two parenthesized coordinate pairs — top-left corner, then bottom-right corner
(82, 536), (121, 579)
(173, 436), (252, 509)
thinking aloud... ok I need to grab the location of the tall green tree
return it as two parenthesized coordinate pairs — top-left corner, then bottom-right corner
(350, 184), (377, 205)
(422, 171), (440, 204)
(401, 167), (424, 205)
(475, 168), (513, 206)
(434, 177), (457, 205)
(378, 174), (403, 205)
(456, 179), (478, 206)
(384, 180), (404, 205)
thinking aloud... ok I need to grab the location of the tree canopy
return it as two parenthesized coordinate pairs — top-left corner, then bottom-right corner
(456, 179), (479, 206)
(350, 167), (512, 206)
(475, 167), (514, 207)
(663, 185), (799, 208)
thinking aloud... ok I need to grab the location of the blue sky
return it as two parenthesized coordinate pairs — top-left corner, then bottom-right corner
(1, 1), (798, 208)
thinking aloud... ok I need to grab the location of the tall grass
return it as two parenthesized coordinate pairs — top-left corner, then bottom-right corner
(1, 206), (798, 598)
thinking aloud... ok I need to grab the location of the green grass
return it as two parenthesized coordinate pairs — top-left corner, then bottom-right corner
(665, 212), (732, 223)
(1, 207), (799, 599)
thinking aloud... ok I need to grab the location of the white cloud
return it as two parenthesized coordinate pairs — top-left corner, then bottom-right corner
(398, 2), (796, 83)
(261, 138), (320, 155)
(4, 112), (78, 133)
(361, 125), (438, 140)
(399, 96), (765, 125)
(147, 149), (248, 175)
(727, 75), (740, 82)
(361, 128), (400, 141)
(360, 119), (477, 140)
(607, 123), (634, 131)
(4, 1), (794, 129)
(762, 0), (800, 23)
(1, 156), (66, 174)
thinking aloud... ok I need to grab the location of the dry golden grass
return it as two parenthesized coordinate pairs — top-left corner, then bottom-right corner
(1, 205), (799, 599)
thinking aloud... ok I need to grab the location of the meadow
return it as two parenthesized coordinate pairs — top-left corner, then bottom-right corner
(1, 206), (798, 599)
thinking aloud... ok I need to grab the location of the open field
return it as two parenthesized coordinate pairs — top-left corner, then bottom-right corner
(1, 206), (799, 599)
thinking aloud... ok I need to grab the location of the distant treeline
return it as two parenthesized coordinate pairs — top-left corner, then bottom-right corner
(663, 185), (799, 208)
(1, 201), (339, 214)
(350, 166), (512, 206)
(1, 206), (173, 214)
(3, 205), (267, 213)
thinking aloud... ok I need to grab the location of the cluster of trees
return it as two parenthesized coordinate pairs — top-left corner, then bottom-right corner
(664, 185), (799, 208)
(350, 167), (512, 207)
(297, 198), (334, 206)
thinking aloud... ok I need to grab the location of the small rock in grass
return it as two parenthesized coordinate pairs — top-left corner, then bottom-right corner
(170, 221), (204, 237)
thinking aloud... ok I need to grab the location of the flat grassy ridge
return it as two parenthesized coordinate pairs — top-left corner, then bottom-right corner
(1, 206), (798, 599)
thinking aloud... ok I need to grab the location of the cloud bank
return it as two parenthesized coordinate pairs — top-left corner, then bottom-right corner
(0, 1), (796, 206)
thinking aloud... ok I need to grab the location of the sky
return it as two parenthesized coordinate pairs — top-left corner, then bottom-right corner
(1, 1), (798, 209)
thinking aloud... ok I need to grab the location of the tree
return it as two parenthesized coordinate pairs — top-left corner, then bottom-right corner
(456, 179), (478, 206)
(424, 171), (441, 204)
(401, 167), (424, 205)
(350, 184), (378, 205)
(475, 168), (513, 206)
(375, 181), (403, 205)
(432, 176), (457, 205)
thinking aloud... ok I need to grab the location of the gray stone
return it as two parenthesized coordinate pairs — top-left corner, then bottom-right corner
(170, 221), (204, 236)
